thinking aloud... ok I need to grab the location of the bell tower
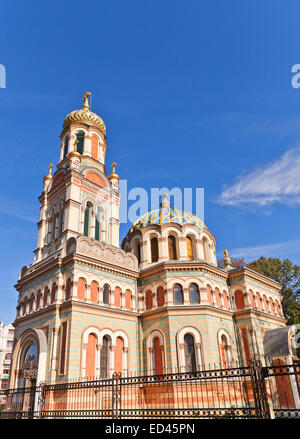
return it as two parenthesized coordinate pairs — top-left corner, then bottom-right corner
(34, 92), (121, 262)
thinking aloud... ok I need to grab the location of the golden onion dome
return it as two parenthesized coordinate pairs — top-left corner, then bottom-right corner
(129, 206), (206, 234)
(63, 92), (106, 136)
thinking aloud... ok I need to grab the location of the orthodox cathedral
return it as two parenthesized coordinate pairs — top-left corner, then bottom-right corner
(8, 93), (293, 389)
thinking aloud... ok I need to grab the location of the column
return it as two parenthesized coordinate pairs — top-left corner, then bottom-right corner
(178, 236), (188, 260)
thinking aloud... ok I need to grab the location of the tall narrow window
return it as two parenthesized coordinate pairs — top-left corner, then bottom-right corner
(84, 204), (91, 237)
(168, 235), (177, 260)
(114, 337), (124, 376)
(125, 289), (132, 310)
(76, 132), (84, 155)
(60, 210), (64, 235)
(95, 207), (101, 241)
(100, 335), (111, 378)
(220, 334), (229, 368)
(77, 278), (86, 300)
(156, 286), (165, 307)
(59, 322), (68, 375)
(186, 236), (193, 260)
(174, 284), (183, 304)
(85, 333), (97, 379)
(189, 283), (200, 304)
(146, 290), (153, 310)
(63, 135), (69, 158)
(90, 281), (98, 303)
(184, 334), (196, 372)
(103, 284), (110, 305)
(153, 337), (163, 375)
(91, 135), (98, 160)
(150, 237), (159, 262)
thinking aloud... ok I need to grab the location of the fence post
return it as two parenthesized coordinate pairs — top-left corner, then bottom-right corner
(249, 357), (270, 419)
(112, 372), (121, 419)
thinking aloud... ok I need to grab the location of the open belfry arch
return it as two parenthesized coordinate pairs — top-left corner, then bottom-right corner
(9, 93), (292, 394)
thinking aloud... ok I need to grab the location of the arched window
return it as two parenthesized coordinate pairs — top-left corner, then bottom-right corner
(63, 135), (69, 158)
(76, 131), (84, 155)
(168, 235), (177, 260)
(77, 278), (86, 300)
(189, 283), (200, 304)
(114, 287), (121, 307)
(184, 334), (196, 372)
(29, 294), (34, 313)
(235, 290), (245, 309)
(36, 290), (41, 309)
(269, 298), (275, 314)
(186, 236), (193, 260)
(256, 293), (262, 311)
(215, 288), (221, 307)
(100, 335), (111, 378)
(114, 336), (124, 376)
(150, 237), (159, 263)
(206, 285), (213, 304)
(263, 295), (269, 313)
(203, 237), (210, 263)
(84, 203), (92, 237)
(220, 334), (230, 368)
(146, 290), (153, 310)
(174, 284), (183, 304)
(275, 300), (281, 316)
(65, 279), (71, 300)
(91, 135), (98, 160)
(86, 333), (97, 379)
(95, 207), (101, 241)
(90, 281), (98, 303)
(22, 297), (28, 315)
(125, 289), (132, 310)
(153, 336), (163, 375)
(60, 210), (64, 235)
(51, 283), (56, 304)
(156, 286), (165, 307)
(103, 284), (110, 305)
(222, 291), (229, 309)
(249, 290), (256, 308)
(43, 287), (48, 307)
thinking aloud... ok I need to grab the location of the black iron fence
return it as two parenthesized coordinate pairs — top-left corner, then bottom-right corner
(1, 359), (299, 419)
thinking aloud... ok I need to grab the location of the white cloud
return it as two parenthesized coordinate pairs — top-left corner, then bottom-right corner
(224, 238), (300, 261)
(218, 146), (300, 207)
(0, 194), (37, 223)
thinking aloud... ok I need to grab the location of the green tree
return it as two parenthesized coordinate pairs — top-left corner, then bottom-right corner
(247, 256), (300, 325)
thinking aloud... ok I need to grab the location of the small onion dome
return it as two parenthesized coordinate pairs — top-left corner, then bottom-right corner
(63, 92), (106, 136)
(223, 249), (233, 270)
(43, 163), (53, 181)
(108, 162), (119, 181)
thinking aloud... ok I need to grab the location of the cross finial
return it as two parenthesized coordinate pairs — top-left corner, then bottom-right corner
(48, 163), (53, 175)
(111, 162), (117, 173)
(162, 193), (168, 202)
(82, 92), (91, 110)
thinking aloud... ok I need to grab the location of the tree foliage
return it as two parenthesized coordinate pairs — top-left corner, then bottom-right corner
(247, 256), (300, 325)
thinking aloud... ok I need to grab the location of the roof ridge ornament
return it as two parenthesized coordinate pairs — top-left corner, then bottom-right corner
(223, 249), (233, 271)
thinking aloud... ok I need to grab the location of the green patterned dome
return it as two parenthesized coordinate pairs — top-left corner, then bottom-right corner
(129, 207), (206, 233)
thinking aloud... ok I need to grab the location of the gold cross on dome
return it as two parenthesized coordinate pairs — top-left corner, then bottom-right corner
(48, 163), (53, 175)
(111, 162), (117, 173)
(82, 92), (91, 110)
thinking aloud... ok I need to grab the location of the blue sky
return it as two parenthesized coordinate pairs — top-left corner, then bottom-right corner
(1, 0), (300, 323)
